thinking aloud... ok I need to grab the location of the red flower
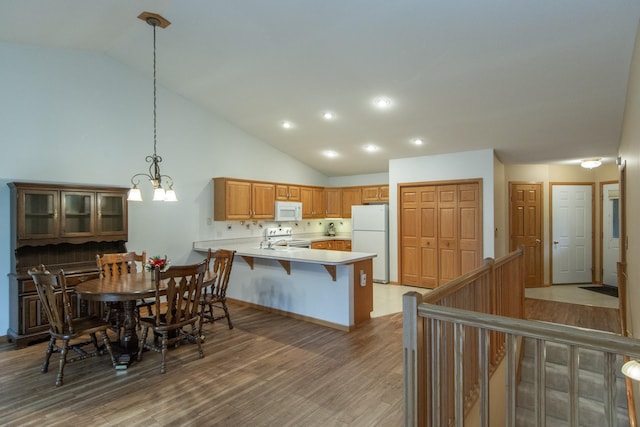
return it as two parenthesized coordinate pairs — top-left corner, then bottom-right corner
(146, 255), (168, 271)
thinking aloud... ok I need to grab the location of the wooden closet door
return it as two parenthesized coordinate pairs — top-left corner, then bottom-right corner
(438, 185), (458, 284)
(400, 187), (419, 285)
(419, 187), (438, 287)
(458, 183), (482, 275)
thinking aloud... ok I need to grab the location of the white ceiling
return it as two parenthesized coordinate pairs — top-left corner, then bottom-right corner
(2, 1), (639, 176)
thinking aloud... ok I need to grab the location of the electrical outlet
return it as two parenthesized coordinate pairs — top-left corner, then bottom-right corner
(206, 217), (212, 225)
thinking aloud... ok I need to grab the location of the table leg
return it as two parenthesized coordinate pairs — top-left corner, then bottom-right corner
(118, 300), (139, 363)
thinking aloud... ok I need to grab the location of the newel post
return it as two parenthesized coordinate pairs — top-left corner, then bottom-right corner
(403, 291), (422, 427)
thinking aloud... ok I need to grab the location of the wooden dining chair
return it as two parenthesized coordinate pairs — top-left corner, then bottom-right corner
(29, 265), (117, 387)
(96, 251), (150, 334)
(137, 260), (207, 374)
(199, 249), (236, 336)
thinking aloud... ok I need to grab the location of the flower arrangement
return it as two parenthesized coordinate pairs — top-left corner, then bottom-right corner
(146, 255), (169, 272)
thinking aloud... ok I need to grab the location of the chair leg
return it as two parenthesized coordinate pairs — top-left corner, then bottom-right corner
(194, 324), (204, 359)
(222, 301), (233, 329)
(137, 326), (150, 361)
(160, 331), (169, 374)
(55, 340), (70, 387)
(99, 330), (117, 368)
(198, 303), (205, 340)
(42, 336), (56, 373)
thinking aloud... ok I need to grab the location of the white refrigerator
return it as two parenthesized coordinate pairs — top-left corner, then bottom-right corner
(352, 204), (389, 283)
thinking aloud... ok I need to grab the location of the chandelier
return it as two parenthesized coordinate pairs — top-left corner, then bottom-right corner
(127, 12), (177, 202)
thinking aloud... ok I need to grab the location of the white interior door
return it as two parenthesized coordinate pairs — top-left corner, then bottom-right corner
(552, 185), (593, 284)
(602, 183), (620, 287)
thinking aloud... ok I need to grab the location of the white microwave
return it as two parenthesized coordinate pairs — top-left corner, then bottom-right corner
(274, 201), (302, 221)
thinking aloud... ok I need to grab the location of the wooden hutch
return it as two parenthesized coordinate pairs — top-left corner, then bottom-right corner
(7, 182), (129, 348)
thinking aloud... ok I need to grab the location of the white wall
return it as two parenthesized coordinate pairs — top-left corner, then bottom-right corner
(0, 42), (328, 336)
(388, 149), (496, 283)
(618, 22), (640, 341)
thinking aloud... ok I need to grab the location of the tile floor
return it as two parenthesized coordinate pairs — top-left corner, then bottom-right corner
(370, 283), (619, 318)
(371, 283), (431, 318)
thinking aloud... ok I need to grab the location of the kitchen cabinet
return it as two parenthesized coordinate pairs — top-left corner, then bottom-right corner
(7, 181), (128, 348)
(301, 186), (324, 218)
(214, 178), (275, 220)
(341, 187), (362, 218)
(311, 239), (351, 251)
(275, 184), (301, 201)
(362, 185), (389, 202)
(311, 240), (332, 250)
(324, 188), (342, 218)
(10, 182), (128, 247)
(333, 239), (352, 251)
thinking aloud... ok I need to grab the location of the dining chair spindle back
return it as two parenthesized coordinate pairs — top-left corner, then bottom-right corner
(137, 260), (207, 374)
(200, 249), (236, 335)
(29, 265), (117, 387)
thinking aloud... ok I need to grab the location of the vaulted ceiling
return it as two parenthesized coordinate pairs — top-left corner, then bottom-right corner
(2, 1), (639, 176)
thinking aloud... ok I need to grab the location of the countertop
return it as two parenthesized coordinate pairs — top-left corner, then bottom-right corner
(193, 235), (375, 266)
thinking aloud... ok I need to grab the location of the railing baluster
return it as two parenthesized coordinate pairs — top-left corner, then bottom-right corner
(534, 338), (546, 426)
(479, 327), (490, 427)
(432, 318), (441, 427)
(569, 345), (579, 427)
(604, 351), (616, 426)
(506, 334), (516, 427)
(454, 323), (464, 427)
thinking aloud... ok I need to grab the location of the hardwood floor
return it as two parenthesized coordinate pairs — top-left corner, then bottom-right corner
(0, 292), (621, 426)
(0, 303), (404, 426)
(525, 297), (621, 334)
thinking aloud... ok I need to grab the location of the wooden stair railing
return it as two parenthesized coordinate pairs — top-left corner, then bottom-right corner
(404, 247), (525, 426)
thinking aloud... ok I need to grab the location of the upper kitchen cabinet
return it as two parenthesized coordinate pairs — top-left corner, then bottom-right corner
(214, 178), (275, 221)
(275, 184), (301, 201)
(9, 182), (128, 247)
(341, 187), (362, 218)
(301, 186), (324, 218)
(324, 188), (342, 218)
(362, 185), (389, 203)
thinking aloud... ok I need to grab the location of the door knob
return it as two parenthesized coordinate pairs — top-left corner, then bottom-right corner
(535, 239), (541, 244)
(553, 240), (559, 244)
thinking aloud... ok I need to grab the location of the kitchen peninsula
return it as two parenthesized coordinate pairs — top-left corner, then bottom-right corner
(193, 240), (375, 330)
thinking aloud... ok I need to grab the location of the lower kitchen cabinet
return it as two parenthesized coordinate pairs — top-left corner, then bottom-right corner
(311, 239), (351, 251)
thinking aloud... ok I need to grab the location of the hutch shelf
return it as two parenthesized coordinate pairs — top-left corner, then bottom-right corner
(7, 182), (129, 348)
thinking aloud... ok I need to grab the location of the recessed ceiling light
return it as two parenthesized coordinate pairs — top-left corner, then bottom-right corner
(323, 150), (339, 158)
(373, 96), (392, 109)
(413, 138), (425, 146)
(322, 111), (335, 120)
(281, 120), (294, 129)
(364, 144), (379, 152)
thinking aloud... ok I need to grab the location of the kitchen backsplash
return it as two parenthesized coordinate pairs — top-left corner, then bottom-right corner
(213, 219), (352, 240)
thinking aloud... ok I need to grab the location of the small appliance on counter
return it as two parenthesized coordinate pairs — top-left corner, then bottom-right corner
(327, 222), (336, 236)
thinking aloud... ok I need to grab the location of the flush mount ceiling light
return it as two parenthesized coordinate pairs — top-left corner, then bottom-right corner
(364, 144), (379, 152)
(281, 120), (294, 129)
(413, 138), (425, 146)
(373, 96), (392, 109)
(322, 111), (335, 120)
(128, 12), (177, 202)
(323, 150), (339, 158)
(580, 158), (602, 169)
(622, 359), (640, 381)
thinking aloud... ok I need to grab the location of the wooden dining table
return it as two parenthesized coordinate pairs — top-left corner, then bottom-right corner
(75, 270), (216, 366)
(75, 272), (158, 364)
